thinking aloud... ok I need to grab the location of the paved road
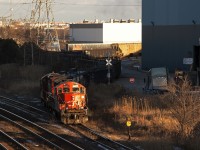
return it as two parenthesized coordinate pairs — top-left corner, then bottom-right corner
(114, 57), (147, 94)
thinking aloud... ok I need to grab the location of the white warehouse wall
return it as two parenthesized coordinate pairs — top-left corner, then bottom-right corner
(143, 0), (200, 25)
(103, 23), (141, 43)
(69, 23), (141, 43)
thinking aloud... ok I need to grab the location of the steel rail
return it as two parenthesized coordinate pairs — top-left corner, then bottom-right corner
(0, 96), (48, 114)
(68, 124), (115, 150)
(0, 114), (63, 150)
(0, 108), (84, 150)
(0, 144), (7, 150)
(79, 124), (137, 150)
(0, 130), (28, 150)
(0, 95), (137, 149)
(0, 100), (49, 122)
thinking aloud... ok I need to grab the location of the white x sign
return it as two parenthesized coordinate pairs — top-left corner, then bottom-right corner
(106, 58), (112, 66)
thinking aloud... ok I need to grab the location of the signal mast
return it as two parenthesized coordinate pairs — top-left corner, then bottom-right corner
(30, 0), (60, 51)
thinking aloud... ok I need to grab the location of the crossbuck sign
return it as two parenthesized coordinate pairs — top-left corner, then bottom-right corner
(106, 58), (112, 66)
(106, 58), (112, 84)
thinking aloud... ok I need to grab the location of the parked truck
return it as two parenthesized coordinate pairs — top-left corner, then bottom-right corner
(143, 67), (169, 94)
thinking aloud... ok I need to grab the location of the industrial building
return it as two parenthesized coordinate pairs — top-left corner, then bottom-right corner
(69, 22), (141, 43)
(142, 0), (200, 72)
(67, 21), (142, 57)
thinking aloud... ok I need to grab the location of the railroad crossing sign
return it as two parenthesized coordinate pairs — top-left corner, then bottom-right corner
(106, 58), (112, 84)
(129, 78), (135, 84)
(106, 58), (112, 66)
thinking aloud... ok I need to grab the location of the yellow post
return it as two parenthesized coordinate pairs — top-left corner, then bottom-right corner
(126, 118), (131, 140)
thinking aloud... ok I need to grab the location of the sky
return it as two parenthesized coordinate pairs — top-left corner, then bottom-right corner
(0, 0), (141, 23)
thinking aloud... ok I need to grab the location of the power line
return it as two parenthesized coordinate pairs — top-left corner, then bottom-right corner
(1, 0), (27, 19)
(53, 2), (141, 6)
(17, 2), (141, 7)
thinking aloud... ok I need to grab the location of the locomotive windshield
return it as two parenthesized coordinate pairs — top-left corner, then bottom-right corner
(73, 87), (79, 93)
(58, 88), (62, 94)
(63, 87), (69, 93)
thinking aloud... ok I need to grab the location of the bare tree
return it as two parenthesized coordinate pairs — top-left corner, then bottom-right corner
(165, 76), (200, 138)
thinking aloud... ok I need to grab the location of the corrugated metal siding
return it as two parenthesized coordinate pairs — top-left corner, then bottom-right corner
(143, 0), (200, 26)
(142, 25), (200, 72)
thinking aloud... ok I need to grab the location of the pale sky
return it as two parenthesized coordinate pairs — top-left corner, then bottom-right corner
(0, 0), (141, 23)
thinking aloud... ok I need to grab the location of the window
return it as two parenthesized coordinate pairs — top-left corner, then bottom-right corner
(63, 87), (69, 93)
(72, 87), (79, 93)
(80, 87), (85, 93)
(58, 88), (62, 94)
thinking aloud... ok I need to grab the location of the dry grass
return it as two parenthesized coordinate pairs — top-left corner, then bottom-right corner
(86, 83), (177, 149)
(0, 64), (51, 95)
(107, 82), (200, 149)
(110, 96), (179, 135)
(87, 81), (200, 149)
(87, 82), (125, 109)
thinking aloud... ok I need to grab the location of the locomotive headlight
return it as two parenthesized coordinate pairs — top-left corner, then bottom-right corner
(81, 95), (85, 99)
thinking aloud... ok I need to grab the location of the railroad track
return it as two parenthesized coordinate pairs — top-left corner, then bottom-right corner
(0, 108), (83, 150)
(0, 96), (105, 149)
(0, 114), (63, 150)
(0, 95), (138, 150)
(0, 130), (28, 150)
(0, 96), (49, 122)
(69, 124), (137, 150)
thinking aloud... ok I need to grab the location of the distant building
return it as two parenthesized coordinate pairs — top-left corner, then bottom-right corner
(68, 22), (142, 57)
(69, 22), (141, 44)
(142, 0), (200, 72)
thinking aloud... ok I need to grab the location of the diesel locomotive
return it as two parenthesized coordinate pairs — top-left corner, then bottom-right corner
(40, 72), (88, 124)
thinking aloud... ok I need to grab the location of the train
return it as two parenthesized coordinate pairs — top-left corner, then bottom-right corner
(40, 72), (88, 124)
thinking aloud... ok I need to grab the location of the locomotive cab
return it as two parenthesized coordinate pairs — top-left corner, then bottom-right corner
(56, 82), (87, 110)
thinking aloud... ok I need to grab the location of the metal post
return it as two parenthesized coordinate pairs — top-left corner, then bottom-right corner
(126, 117), (131, 140)
(31, 42), (34, 66)
(128, 126), (131, 140)
(107, 64), (110, 84)
(106, 56), (112, 85)
(23, 46), (26, 66)
(197, 68), (199, 86)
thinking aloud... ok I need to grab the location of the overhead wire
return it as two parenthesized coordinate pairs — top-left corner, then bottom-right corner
(13, 1), (141, 7)
(1, 0), (27, 19)
(52, 2), (141, 7)
(1, 0), (141, 22)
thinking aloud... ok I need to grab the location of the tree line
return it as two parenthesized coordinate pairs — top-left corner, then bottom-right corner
(0, 38), (43, 65)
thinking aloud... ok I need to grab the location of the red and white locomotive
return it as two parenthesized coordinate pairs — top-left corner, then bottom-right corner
(40, 72), (88, 124)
